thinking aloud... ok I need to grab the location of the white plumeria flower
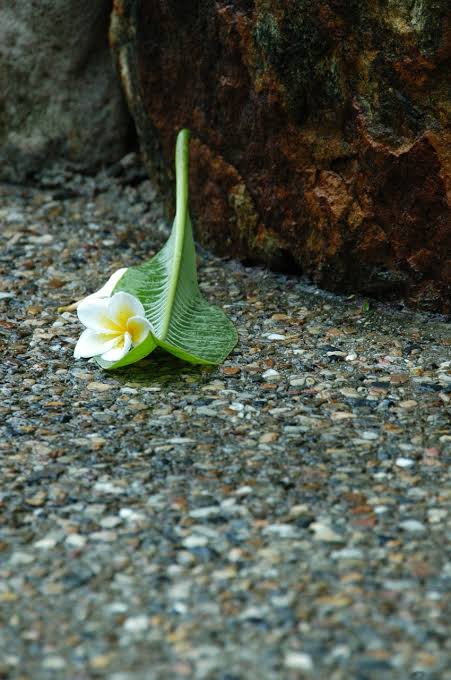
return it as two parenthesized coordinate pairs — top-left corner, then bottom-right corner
(59, 268), (128, 313)
(80, 268), (128, 305)
(74, 291), (151, 363)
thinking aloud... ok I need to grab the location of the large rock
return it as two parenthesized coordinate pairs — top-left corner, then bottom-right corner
(0, 1), (131, 181)
(111, 0), (450, 312)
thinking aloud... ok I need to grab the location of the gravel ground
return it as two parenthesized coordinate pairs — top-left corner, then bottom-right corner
(0, 158), (450, 680)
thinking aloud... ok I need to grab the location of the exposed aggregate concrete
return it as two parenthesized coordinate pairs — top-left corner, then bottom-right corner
(0, 159), (450, 679)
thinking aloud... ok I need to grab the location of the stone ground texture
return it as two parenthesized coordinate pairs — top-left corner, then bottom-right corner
(0, 160), (450, 679)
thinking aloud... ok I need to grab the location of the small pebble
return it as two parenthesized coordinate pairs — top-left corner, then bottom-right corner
(396, 457), (415, 468)
(65, 534), (87, 549)
(399, 520), (426, 533)
(182, 535), (209, 548)
(123, 616), (149, 634)
(399, 400), (418, 409)
(311, 523), (343, 543)
(42, 657), (66, 670)
(262, 368), (280, 380)
(86, 382), (113, 392)
(284, 652), (314, 671)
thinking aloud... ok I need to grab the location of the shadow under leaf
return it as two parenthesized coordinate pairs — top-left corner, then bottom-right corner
(107, 347), (215, 387)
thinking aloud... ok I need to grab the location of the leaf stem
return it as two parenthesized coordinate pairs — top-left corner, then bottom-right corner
(175, 128), (190, 221)
(161, 128), (190, 337)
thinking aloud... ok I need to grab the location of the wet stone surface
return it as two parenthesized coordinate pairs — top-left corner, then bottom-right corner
(0, 159), (450, 679)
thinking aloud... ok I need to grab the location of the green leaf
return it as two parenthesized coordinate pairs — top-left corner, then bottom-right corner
(96, 333), (157, 370)
(99, 129), (237, 370)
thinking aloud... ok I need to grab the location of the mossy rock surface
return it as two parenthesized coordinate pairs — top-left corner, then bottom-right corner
(111, 0), (451, 312)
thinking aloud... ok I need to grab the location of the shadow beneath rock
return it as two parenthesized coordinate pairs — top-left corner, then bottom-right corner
(108, 348), (215, 387)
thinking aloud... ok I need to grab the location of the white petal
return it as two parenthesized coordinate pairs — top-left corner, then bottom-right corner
(108, 292), (145, 327)
(81, 268), (128, 304)
(127, 315), (151, 346)
(97, 268), (128, 297)
(77, 297), (121, 332)
(74, 329), (121, 359)
(100, 332), (132, 362)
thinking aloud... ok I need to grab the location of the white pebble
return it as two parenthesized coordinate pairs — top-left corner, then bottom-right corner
(90, 531), (117, 542)
(100, 516), (122, 528)
(331, 548), (364, 560)
(94, 481), (125, 495)
(66, 534), (87, 549)
(10, 552), (34, 565)
(374, 505), (389, 514)
(289, 377), (306, 387)
(311, 522), (343, 543)
(262, 368), (280, 379)
(189, 506), (220, 519)
(284, 652), (314, 671)
(427, 509), (447, 523)
(399, 520), (426, 533)
(6, 210), (24, 223)
(119, 508), (146, 522)
(263, 524), (298, 538)
(235, 485), (254, 496)
(34, 536), (58, 550)
(123, 615), (149, 633)
(182, 534), (208, 548)
(43, 657), (66, 670)
(395, 457), (415, 468)
(361, 431), (379, 440)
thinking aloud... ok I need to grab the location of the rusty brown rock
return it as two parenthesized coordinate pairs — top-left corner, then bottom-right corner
(110, 0), (451, 312)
